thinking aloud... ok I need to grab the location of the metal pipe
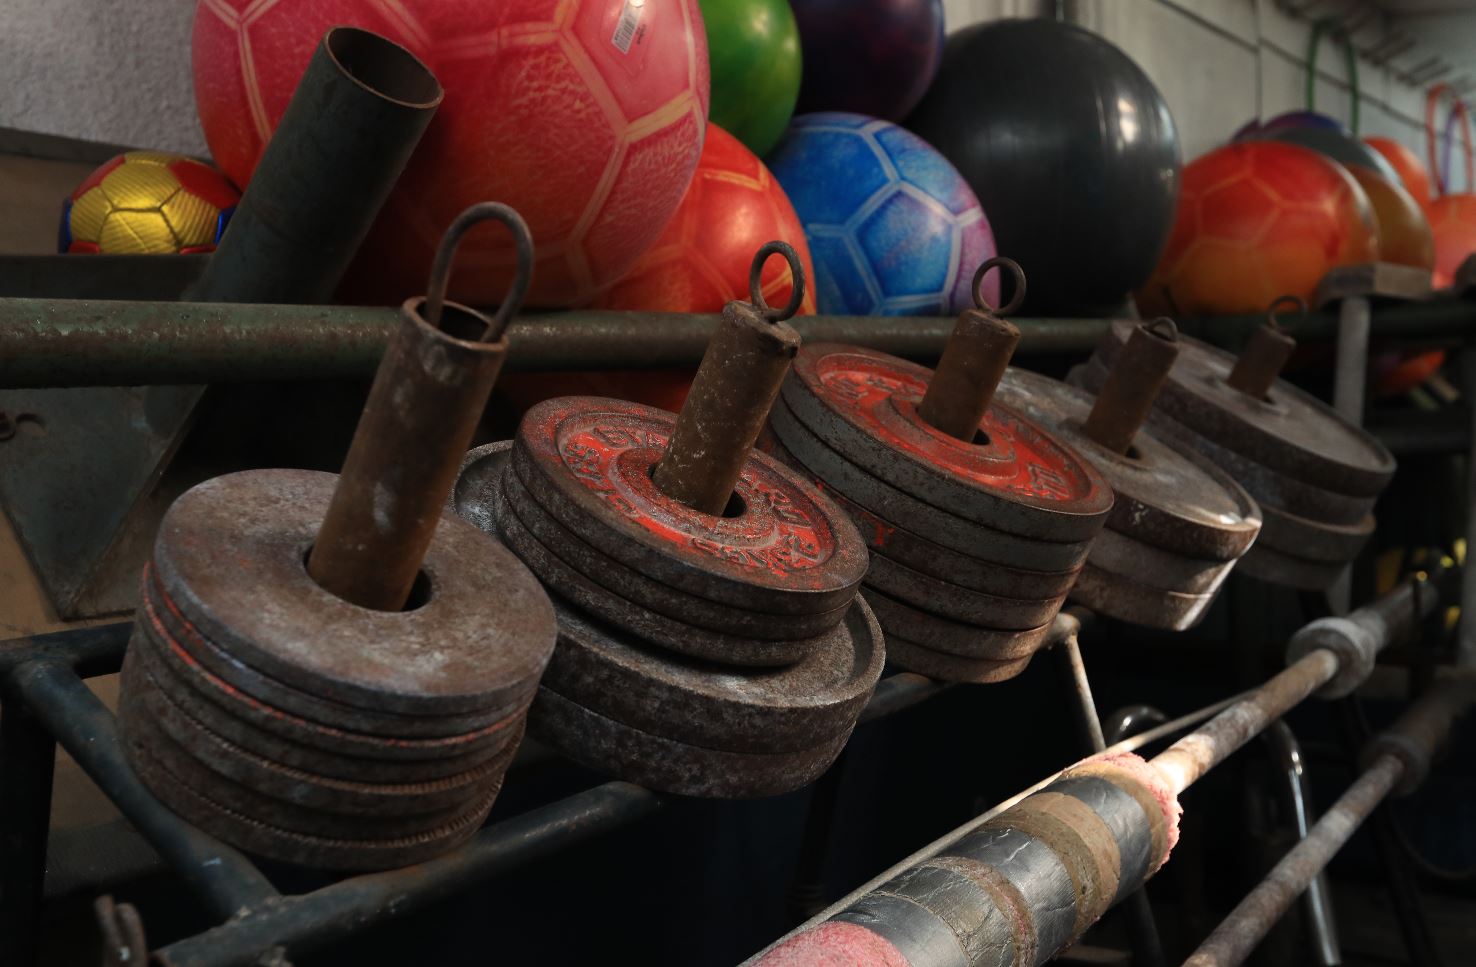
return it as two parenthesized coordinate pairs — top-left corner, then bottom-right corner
(1261, 721), (1341, 965)
(1054, 631), (1168, 967)
(0, 300), (1111, 388)
(1331, 297), (1372, 425)
(186, 27), (441, 304)
(0, 702), (57, 966)
(0, 621), (130, 678)
(307, 205), (527, 610)
(652, 243), (803, 516)
(1082, 317), (1180, 455)
(152, 782), (662, 967)
(9, 662), (278, 920)
(1181, 755), (1404, 967)
(916, 258), (1023, 441)
(1226, 322), (1297, 400)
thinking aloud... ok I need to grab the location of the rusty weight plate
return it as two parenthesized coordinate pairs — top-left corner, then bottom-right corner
(493, 480), (824, 667)
(864, 553), (1067, 630)
(762, 433), (1082, 599)
(782, 345), (1113, 542)
(496, 446), (849, 640)
(128, 663), (507, 818)
(1071, 356), (1377, 526)
(1087, 529), (1236, 596)
(512, 397), (867, 617)
(542, 593), (882, 755)
(1091, 321), (1395, 497)
(1254, 505), (1374, 564)
(1237, 543), (1346, 591)
(118, 678), (517, 841)
(1068, 562), (1218, 631)
(769, 396), (1093, 573)
(863, 589), (1054, 661)
(995, 368), (1261, 561)
(882, 634), (1034, 684)
(153, 469), (556, 717)
(143, 566), (527, 739)
(531, 686), (853, 799)
(120, 718), (501, 872)
(126, 627), (523, 783)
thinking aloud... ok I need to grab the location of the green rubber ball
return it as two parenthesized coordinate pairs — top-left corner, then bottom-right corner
(700, 0), (802, 157)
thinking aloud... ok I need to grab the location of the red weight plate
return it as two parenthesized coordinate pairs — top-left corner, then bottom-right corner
(782, 345), (1113, 542)
(514, 397), (867, 616)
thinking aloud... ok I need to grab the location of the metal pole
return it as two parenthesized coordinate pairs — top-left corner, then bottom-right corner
(1081, 318), (1180, 455)
(10, 662), (277, 920)
(1054, 628), (1168, 967)
(1328, 296), (1373, 613)
(916, 258), (1024, 441)
(1181, 756), (1404, 967)
(1261, 722), (1341, 965)
(0, 703), (57, 966)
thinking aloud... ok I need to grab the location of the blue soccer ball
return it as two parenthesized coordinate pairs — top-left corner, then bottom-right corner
(767, 112), (997, 316)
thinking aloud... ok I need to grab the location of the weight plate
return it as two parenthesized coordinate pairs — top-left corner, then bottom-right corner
(763, 432), (1081, 599)
(995, 368), (1261, 561)
(1237, 543), (1347, 591)
(864, 552), (1067, 630)
(882, 635), (1034, 685)
(118, 678), (515, 841)
(512, 398), (867, 616)
(153, 469), (556, 717)
(494, 483), (823, 667)
(1068, 562), (1218, 631)
(500, 450), (849, 640)
(121, 724), (500, 872)
(769, 397), (1093, 573)
(126, 628), (523, 783)
(863, 589), (1054, 661)
(532, 686), (851, 798)
(1087, 528), (1236, 596)
(143, 567), (528, 739)
(542, 593), (882, 755)
(1091, 321), (1395, 497)
(1071, 357), (1377, 527)
(1255, 506), (1374, 564)
(782, 345), (1114, 542)
(130, 662), (507, 818)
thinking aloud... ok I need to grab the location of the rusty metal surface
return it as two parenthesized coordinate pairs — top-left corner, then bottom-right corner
(1080, 318), (1180, 456)
(1362, 675), (1476, 794)
(1151, 647), (1342, 796)
(863, 589), (1055, 661)
(309, 204), (527, 611)
(1068, 562), (1218, 631)
(493, 472), (826, 667)
(1225, 301), (1300, 400)
(1091, 320), (1395, 496)
(1312, 261), (1433, 306)
(498, 458), (847, 640)
(864, 552), (1066, 630)
(651, 242), (804, 516)
(782, 343), (1114, 542)
(530, 686), (854, 799)
(1086, 529), (1235, 596)
(1237, 543), (1347, 591)
(1181, 754), (1404, 967)
(915, 257), (1024, 440)
(997, 367), (1260, 562)
(540, 593), (883, 755)
(153, 469), (556, 715)
(768, 397), (1093, 572)
(881, 634), (1033, 684)
(1255, 505), (1374, 563)
(513, 397), (867, 616)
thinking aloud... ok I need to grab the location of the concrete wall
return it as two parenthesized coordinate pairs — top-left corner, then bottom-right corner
(0, 0), (1438, 170)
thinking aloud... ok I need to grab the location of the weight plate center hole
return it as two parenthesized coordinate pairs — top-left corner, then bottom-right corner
(301, 545), (434, 612)
(646, 462), (748, 518)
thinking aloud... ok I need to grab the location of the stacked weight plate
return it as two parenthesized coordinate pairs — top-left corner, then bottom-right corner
(1072, 320), (1395, 590)
(766, 344), (1114, 682)
(995, 367), (1261, 629)
(452, 397), (884, 798)
(118, 469), (556, 871)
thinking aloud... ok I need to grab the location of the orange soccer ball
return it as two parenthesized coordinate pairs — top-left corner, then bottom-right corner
(1364, 136), (1434, 211)
(1428, 193), (1476, 286)
(1344, 164), (1434, 270)
(193, 0), (709, 306)
(1139, 141), (1378, 317)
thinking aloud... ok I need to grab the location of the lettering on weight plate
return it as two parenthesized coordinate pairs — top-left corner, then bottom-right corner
(1024, 462), (1073, 500)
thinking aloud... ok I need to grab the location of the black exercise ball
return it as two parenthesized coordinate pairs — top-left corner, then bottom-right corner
(907, 18), (1180, 316)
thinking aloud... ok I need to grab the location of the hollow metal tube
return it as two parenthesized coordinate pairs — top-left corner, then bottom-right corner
(1261, 721), (1341, 966)
(1226, 324), (1297, 400)
(1082, 320), (1180, 454)
(651, 302), (800, 515)
(186, 27), (441, 305)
